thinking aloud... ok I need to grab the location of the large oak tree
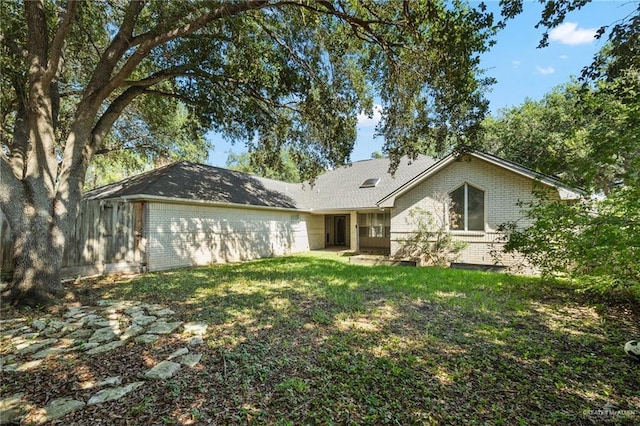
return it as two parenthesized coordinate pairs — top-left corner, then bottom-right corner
(1, 0), (499, 306)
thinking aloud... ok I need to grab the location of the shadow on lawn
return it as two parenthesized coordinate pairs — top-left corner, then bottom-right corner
(61, 255), (640, 423)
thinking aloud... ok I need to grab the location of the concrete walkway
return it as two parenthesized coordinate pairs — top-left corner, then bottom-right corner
(0, 300), (207, 424)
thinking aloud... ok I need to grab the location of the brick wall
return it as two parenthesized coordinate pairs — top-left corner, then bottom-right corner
(144, 202), (323, 272)
(390, 155), (557, 266)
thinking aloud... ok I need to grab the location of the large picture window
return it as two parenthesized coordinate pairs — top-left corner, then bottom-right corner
(449, 183), (485, 231)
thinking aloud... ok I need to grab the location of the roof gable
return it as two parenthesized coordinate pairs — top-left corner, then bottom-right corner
(377, 151), (585, 207)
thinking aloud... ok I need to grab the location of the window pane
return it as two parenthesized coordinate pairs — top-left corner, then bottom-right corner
(449, 186), (465, 230)
(467, 185), (485, 231)
(359, 226), (369, 237)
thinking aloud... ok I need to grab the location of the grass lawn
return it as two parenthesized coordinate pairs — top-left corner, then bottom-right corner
(2, 252), (639, 424)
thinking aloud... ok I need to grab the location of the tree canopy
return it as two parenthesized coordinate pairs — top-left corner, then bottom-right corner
(0, 0), (503, 305)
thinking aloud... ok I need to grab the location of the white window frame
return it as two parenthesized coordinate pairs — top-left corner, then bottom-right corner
(449, 182), (486, 232)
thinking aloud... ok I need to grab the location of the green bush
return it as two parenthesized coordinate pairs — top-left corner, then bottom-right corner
(394, 204), (467, 267)
(501, 185), (640, 295)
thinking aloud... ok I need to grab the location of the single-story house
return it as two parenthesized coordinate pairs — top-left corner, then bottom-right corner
(78, 151), (583, 273)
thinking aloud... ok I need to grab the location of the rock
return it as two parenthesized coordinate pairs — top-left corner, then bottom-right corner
(87, 381), (144, 405)
(188, 336), (204, 346)
(66, 328), (93, 340)
(132, 315), (157, 326)
(89, 327), (118, 343)
(0, 393), (27, 424)
(16, 360), (44, 371)
(136, 334), (160, 344)
(86, 340), (124, 355)
(145, 360), (181, 380)
(33, 397), (85, 423)
(120, 325), (144, 341)
(31, 319), (48, 331)
(80, 342), (100, 351)
(168, 348), (189, 360)
(124, 306), (144, 316)
(147, 321), (182, 335)
(1, 364), (18, 372)
(149, 308), (175, 317)
(97, 376), (122, 387)
(1, 326), (30, 339)
(33, 347), (65, 359)
(16, 338), (58, 355)
(181, 354), (202, 368)
(183, 322), (208, 336)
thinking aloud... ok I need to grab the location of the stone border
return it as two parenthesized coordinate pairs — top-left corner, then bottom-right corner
(0, 300), (208, 424)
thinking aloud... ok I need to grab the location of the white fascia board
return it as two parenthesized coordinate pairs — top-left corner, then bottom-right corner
(472, 152), (586, 200)
(112, 194), (311, 213)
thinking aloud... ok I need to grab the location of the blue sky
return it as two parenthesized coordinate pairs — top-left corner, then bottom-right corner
(207, 0), (636, 167)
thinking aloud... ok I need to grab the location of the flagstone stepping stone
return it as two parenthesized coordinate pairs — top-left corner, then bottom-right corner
(183, 322), (208, 335)
(80, 342), (100, 351)
(86, 340), (124, 355)
(149, 308), (175, 317)
(31, 397), (85, 423)
(124, 306), (144, 316)
(145, 360), (181, 379)
(66, 328), (93, 340)
(65, 307), (91, 318)
(98, 376), (122, 387)
(132, 315), (157, 326)
(136, 334), (160, 344)
(16, 359), (43, 371)
(181, 353), (202, 368)
(188, 336), (204, 346)
(0, 393), (29, 424)
(16, 338), (58, 355)
(120, 325), (144, 341)
(33, 347), (65, 359)
(89, 327), (118, 343)
(147, 321), (182, 335)
(31, 319), (48, 331)
(1, 364), (18, 372)
(1, 326), (30, 339)
(168, 347), (189, 360)
(87, 381), (144, 405)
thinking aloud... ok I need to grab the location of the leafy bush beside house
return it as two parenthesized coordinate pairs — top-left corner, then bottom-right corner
(500, 185), (640, 296)
(393, 199), (468, 267)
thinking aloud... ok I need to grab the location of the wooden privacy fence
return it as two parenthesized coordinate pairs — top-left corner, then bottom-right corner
(0, 200), (143, 280)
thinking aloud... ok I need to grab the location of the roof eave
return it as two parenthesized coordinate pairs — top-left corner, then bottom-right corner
(94, 194), (310, 213)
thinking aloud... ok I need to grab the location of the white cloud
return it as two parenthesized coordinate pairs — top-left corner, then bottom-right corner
(559, 54), (569, 60)
(536, 66), (555, 75)
(512, 60), (521, 68)
(549, 22), (597, 45)
(357, 104), (383, 127)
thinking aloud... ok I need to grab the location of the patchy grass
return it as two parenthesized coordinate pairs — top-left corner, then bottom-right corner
(2, 252), (639, 424)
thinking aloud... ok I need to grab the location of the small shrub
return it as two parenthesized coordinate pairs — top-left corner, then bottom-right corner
(394, 196), (467, 267)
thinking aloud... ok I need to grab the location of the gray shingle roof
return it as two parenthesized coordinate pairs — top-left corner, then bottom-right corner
(84, 161), (300, 209)
(84, 155), (437, 211)
(296, 155), (437, 210)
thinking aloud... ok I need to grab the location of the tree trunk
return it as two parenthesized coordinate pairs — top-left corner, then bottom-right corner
(3, 209), (66, 307)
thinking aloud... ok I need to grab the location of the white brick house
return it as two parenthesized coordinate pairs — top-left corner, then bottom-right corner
(83, 152), (583, 272)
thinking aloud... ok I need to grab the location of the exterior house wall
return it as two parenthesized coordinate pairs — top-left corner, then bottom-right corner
(144, 202), (318, 272)
(390, 155), (557, 266)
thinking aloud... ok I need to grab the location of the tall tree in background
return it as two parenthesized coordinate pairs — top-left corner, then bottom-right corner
(0, 0), (500, 306)
(492, 1), (640, 291)
(226, 149), (301, 183)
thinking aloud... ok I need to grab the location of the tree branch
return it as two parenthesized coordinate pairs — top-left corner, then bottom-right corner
(101, 0), (271, 99)
(44, 0), (79, 82)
